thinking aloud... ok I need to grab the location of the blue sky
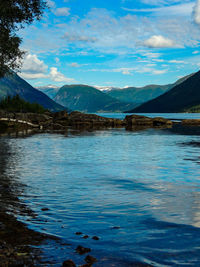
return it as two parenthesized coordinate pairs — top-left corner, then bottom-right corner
(18, 0), (200, 88)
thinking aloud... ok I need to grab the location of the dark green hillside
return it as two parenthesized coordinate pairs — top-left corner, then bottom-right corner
(128, 71), (200, 113)
(54, 84), (136, 112)
(0, 95), (46, 113)
(0, 72), (67, 112)
(106, 74), (193, 106)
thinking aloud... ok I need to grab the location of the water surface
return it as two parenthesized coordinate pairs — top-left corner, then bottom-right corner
(1, 114), (200, 266)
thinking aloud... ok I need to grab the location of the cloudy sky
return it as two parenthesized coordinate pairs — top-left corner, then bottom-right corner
(18, 0), (200, 88)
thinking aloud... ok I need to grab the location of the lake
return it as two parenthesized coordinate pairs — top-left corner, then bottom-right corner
(1, 113), (200, 266)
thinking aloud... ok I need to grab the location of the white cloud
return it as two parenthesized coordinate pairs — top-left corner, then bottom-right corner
(21, 54), (48, 74)
(169, 60), (185, 63)
(143, 35), (175, 48)
(63, 32), (97, 43)
(152, 69), (167, 74)
(19, 54), (75, 83)
(47, 0), (56, 8)
(54, 7), (70, 16)
(19, 73), (47, 80)
(19, 53), (48, 79)
(140, 0), (188, 5)
(122, 3), (194, 17)
(114, 68), (133, 75)
(49, 67), (75, 83)
(70, 62), (80, 67)
(193, 0), (200, 25)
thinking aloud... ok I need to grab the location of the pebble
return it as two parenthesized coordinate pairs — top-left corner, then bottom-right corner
(85, 255), (97, 264)
(92, 236), (99, 240)
(62, 259), (76, 267)
(41, 208), (49, 211)
(75, 232), (83, 235)
(75, 245), (91, 255)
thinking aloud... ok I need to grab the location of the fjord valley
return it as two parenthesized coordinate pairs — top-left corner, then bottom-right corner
(105, 73), (193, 107)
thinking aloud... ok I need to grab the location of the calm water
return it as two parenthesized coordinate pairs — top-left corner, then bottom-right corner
(1, 113), (200, 266)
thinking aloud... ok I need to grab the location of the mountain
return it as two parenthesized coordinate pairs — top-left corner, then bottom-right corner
(0, 72), (67, 112)
(54, 84), (136, 112)
(105, 74), (193, 106)
(128, 71), (200, 113)
(36, 85), (60, 98)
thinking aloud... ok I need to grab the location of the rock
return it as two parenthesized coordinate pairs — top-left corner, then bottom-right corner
(75, 245), (91, 255)
(41, 208), (48, 212)
(75, 232), (83, 235)
(92, 236), (99, 240)
(124, 114), (172, 127)
(85, 255), (97, 264)
(182, 119), (200, 125)
(68, 111), (123, 128)
(152, 117), (172, 126)
(15, 113), (52, 125)
(53, 111), (69, 127)
(62, 259), (76, 267)
(52, 123), (65, 130)
(83, 235), (89, 239)
(124, 115), (152, 126)
(111, 226), (120, 229)
(53, 111), (68, 120)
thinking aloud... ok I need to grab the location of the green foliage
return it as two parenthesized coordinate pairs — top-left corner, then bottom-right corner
(0, 95), (46, 113)
(0, 0), (47, 77)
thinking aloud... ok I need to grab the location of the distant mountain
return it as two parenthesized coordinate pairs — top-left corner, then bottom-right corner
(0, 72), (67, 112)
(94, 86), (120, 92)
(105, 74), (193, 106)
(128, 71), (200, 113)
(36, 85), (60, 98)
(54, 84), (136, 112)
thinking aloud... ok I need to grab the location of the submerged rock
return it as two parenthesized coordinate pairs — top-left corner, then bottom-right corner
(62, 259), (76, 267)
(76, 245), (91, 255)
(85, 255), (97, 264)
(75, 232), (83, 235)
(92, 236), (99, 240)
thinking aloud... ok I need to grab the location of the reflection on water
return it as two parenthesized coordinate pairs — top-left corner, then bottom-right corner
(1, 124), (200, 266)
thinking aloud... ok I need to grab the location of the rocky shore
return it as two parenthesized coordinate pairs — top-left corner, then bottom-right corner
(0, 110), (175, 134)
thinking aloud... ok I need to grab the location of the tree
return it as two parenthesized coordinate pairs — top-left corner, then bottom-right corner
(0, 0), (47, 77)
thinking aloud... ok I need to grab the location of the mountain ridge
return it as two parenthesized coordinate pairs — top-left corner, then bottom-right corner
(128, 70), (200, 113)
(0, 72), (67, 112)
(54, 84), (136, 113)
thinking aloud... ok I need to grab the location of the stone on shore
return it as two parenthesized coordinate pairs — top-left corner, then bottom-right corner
(68, 111), (123, 128)
(124, 114), (172, 127)
(182, 119), (200, 125)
